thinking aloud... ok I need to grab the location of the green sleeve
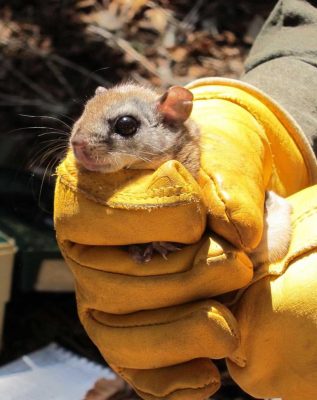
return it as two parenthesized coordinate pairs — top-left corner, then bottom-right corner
(242, 0), (317, 152)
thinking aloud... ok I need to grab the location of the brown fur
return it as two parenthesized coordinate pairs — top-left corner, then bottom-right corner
(71, 83), (201, 175)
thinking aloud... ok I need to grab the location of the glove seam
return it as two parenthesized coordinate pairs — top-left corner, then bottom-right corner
(227, 354), (247, 367)
(117, 367), (220, 398)
(205, 174), (247, 249)
(57, 174), (201, 207)
(88, 307), (239, 341)
(292, 206), (317, 226)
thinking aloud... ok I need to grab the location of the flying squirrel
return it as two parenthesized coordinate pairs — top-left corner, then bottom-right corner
(70, 83), (292, 266)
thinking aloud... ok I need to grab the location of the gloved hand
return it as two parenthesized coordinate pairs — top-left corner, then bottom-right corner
(56, 177), (317, 399)
(186, 78), (316, 251)
(54, 77), (317, 399)
(55, 151), (253, 399)
(227, 184), (317, 400)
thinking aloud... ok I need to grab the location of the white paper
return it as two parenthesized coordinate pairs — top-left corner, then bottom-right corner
(0, 343), (116, 400)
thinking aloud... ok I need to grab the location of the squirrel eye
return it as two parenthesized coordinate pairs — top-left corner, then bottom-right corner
(114, 116), (139, 136)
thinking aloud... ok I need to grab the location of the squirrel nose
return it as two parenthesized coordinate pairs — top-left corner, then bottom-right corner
(71, 137), (88, 148)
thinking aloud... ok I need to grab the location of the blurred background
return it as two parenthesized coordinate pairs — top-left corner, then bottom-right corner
(0, 1), (276, 399)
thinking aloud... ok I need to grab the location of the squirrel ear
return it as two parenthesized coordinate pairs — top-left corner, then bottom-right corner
(157, 86), (193, 124)
(95, 86), (108, 95)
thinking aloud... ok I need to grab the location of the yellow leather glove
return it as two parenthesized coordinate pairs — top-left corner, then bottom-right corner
(186, 78), (317, 251)
(55, 152), (253, 399)
(227, 184), (317, 400)
(54, 78), (317, 399)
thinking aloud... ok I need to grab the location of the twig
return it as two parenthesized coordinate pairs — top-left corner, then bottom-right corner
(87, 25), (167, 82)
(181, 0), (206, 31)
(49, 54), (111, 87)
(0, 93), (68, 114)
(130, 71), (152, 86)
(11, 68), (57, 103)
(75, 0), (96, 8)
(45, 59), (76, 97)
(147, 1), (179, 28)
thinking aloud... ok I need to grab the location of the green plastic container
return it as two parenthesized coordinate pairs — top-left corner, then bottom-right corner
(0, 231), (16, 348)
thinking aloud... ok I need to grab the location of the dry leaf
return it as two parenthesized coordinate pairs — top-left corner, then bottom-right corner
(244, 15), (264, 44)
(112, 0), (148, 20)
(187, 64), (208, 78)
(162, 24), (176, 49)
(80, 9), (124, 31)
(200, 57), (225, 71)
(222, 46), (240, 57)
(168, 47), (188, 62)
(84, 376), (126, 400)
(76, 0), (97, 8)
(140, 8), (169, 33)
(228, 59), (244, 75)
(223, 31), (237, 45)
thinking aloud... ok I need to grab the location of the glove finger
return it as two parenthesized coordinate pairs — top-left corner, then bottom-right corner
(65, 235), (252, 314)
(55, 156), (206, 246)
(114, 358), (221, 400)
(78, 298), (239, 369)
